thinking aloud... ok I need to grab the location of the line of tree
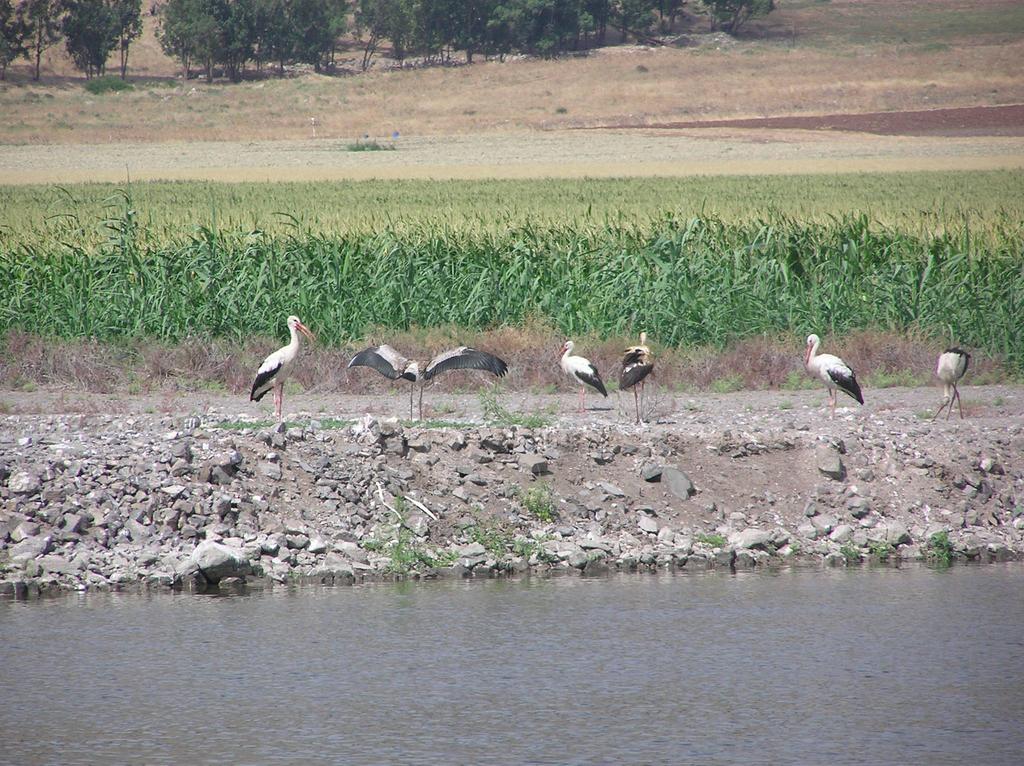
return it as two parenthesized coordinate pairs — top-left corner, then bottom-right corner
(0, 0), (773, 82)
(1, 0), (141, 80)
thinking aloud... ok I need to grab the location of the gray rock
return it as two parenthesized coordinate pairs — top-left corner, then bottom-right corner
(847, 496), (871, 519)
(635, 464), (662, 484)
(62, 513), (86, 534)
(161, 484), (187, 499)
(829, 524), (855, 543)
(729, 528), (772, 550)
(309, 554), (356, 584)
(403, 513), (430, 537)
(9, 535), (53, 562)
(811, 514), (839, 535)
(188, 541), (251, 583)
(307, 536), (328, 554)
(259, 461), (283, 481)
(519, 454), (549, 475)
(598, 482), (625, 498)
(8, 470), (41, 495)
(286, 534), (310, 550)
(10, 521), (41, 543)
(459, 542), (487, 557)
(816, 446), (846, 481)
(663, 467), (696, 500)
(637, 514), (660, 534)
(37, 555), (79, 576)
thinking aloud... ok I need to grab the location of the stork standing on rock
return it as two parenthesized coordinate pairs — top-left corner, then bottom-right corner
(620, 331), (654, 424)
(250, 315), (316, 422)
(804, 333), (863, 417)
(348, 344), (509, 419)
(559, 340), (608, 413)
(934, 347), (970, 420)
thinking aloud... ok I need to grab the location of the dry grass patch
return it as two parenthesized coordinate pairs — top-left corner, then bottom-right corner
(1, 2), (1022, 145)
(3, 328), (1013, 397)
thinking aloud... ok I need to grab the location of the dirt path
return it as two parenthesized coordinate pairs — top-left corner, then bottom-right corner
(3, 383), (1020, 429)
(2, 128), (1022, 184)
(619, 104), (1024, 137)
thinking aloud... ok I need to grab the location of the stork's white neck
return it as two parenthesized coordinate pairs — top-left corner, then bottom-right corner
(806, 336), (820, 365)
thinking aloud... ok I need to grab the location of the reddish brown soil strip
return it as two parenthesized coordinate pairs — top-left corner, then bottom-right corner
(612, 104), (1024, 137)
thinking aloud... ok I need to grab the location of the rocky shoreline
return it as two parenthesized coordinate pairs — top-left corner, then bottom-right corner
(2, 386), (1022, 599)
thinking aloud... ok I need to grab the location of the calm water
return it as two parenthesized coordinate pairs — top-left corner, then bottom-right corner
(2, 566), (1023, 766)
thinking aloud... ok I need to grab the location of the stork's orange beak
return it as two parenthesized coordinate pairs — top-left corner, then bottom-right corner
(298, 322), (316, 342)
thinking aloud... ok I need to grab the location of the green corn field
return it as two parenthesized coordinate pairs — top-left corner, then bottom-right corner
(2, 179), (1022, 370)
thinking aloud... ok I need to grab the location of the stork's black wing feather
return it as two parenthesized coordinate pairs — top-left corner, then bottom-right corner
(348, 346), (407, 380)
(423, 347), (509, 381)
(250, 361), (282, 401)
(576, 365), (608, 397)
(828, 367), (864, 404)
(620, 362), (654, 391)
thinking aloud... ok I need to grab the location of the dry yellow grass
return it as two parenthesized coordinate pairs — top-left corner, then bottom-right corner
(0, 0), (1022, 145)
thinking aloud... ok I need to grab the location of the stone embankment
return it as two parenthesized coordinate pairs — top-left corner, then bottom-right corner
(2, 391), (1023, 598)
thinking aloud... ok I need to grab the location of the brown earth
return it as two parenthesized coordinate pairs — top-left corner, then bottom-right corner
(615, 104), (1024, 137)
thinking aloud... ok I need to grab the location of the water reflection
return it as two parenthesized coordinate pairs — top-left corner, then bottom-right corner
(2, 565), (1023, 765)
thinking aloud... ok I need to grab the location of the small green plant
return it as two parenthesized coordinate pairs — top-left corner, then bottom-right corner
(402, 418), (469, 429)
(479, 388), (551, 428)
(926, 531), (954, 566)
(992, 396), (1005, 407)
(778, 400), (793, 410)
(867, 541), (894, 561)
(709, 375), (744, 394)
(467, 519), (516, 557)
(840, 543), (862, 563)
(522, 483), (555, 522)
(364, 502), (455, 574)
(782, 370), (819, 390)
(555, 106), (568, 114)
(866, 369), (925, 388)
(696, 533), (727, 547)
(347, 139), (396, 152)
(84, 76), (133, 95)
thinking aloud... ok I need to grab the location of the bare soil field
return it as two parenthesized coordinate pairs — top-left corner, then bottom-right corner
(2, 121), (1022, 184)
(634, 103), (1024, 137)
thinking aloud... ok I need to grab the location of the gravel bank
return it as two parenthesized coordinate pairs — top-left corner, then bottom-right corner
(1, 385), (1022, 598)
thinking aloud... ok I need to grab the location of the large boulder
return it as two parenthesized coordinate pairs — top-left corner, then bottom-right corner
(663, 467), (696, 501)
(187, 541), (252, 584)
(729, 528), (773, 550)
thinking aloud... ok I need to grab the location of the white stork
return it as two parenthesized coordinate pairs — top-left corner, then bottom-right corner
(620, 331), (654, 424)
(559, 340), (608, 413)
(348, 344), (509, 419)
(934, 347), (970, 420)
(804, 333), (864, 417)
(250, 315), (316, 421)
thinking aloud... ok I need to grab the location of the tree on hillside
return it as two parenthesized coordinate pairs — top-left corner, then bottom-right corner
(251, 0), (289, 73)
(701, 0), (773, 35)
(290, 0), (343, 72)
(355, 0), (413, 70)
(20, 0), (63, 80)
(212, 0), (256, 82)
(110, 0), (142, 78)
(62, 0), (117, 77)
(1, 0), (29, 80)
(158, 0), (218, 80)
(614, 0), (659, 42)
